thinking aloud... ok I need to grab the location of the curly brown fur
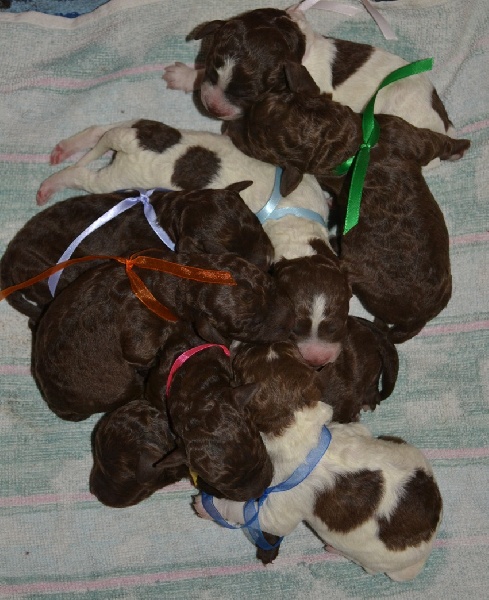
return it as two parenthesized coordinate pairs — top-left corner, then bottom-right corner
(32, 248), (294, 421)
(227, 64), (471, 342)
(145, 323), (273, 501)
(0, 183), (273, 323)
(89, 397), (189, 508)
(318, 317), (399, 423)
(273, 238), (351, 367)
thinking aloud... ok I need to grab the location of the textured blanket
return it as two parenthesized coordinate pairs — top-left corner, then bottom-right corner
(0, 0), (487, 598)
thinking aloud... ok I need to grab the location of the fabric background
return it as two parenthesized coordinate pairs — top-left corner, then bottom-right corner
(0, 0), (487, 597)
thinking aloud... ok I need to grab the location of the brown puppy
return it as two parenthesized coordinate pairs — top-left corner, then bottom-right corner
(318, 317), (399, 423)
(145, 322), (273, 502)
(90, 397), (189, 508)
(273, 238), (351, 367)
(32, 248), (295, 421)
(226, 64), (471, 342)
(1, 182), (273, 323)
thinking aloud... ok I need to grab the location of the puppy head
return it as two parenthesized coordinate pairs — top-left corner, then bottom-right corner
(179, 383), (273, 500)
(89, 399), (188, 507)
(189, 8), (305, 119)
(232, 339), (329, 437)
(273, 239), (351, 367)
(194, 254), (296, 345)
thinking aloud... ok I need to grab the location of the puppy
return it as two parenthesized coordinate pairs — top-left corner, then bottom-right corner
(318, 317), (399, 423)
(35, 117), (330, 266)
(1, 183), (273, 321)
(226, 64), (471, 342)
(145, 321), (273, 501)
(164, 6), (453, 138)
(90, 397), (189, 508)
(273, 239), (351, 367)
(32, 248), (295, 421)
(196, 341), (443, 581)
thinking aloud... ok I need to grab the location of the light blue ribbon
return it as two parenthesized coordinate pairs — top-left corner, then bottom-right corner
(47, 189), (175, 297)
(201, 425), (332, 550)
(255, 167), (328, 229)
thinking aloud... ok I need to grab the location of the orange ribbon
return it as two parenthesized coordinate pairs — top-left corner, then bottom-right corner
(1, 252), (236, 322)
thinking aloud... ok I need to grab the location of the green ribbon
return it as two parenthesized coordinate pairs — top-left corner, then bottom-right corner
(335, 57), (434, 234)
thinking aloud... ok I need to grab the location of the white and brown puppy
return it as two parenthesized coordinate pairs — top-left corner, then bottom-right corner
(163, 6), (453, 137)
(36, 118), (350, 366)
(195, 340), (443, 581)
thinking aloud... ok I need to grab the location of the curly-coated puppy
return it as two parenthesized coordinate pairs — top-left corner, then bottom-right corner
(196, 342), (442, 581)
(35, 119), (330, 263)
(318, 317), (399, 423)
(226, 64), (471, 342)
(89, 397), (189, 508)
(1, 182), (273, 321)
(32, 249), (295, 421)
(164, 6), (453, 139)
(145, 323), (273, 501)
(273, 239), (351, 367)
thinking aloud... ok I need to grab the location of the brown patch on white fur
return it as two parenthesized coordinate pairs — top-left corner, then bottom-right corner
(329, 38), (374, 89)
(171, 146), (222, 189)
(133, 119), (182, 152)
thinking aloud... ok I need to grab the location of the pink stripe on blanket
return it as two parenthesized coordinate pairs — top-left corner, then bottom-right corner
(1, 538), (488, 595)
(0, 153), (50, 163)
(450, 232), (489, 246)
(0, 365), (30, 375)
(0, 64), (170, 93)
(417, 320), (489, 337)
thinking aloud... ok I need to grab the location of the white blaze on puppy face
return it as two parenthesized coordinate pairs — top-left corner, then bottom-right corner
(296, 294), (342, 367)
(200, 58), (242, 120)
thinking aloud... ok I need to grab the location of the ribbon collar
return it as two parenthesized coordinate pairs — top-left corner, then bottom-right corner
(255, 167), (328, 229)
(166, 343), (230, 396)
(201, 425), (332, 550)
(334, 57), (434, 234)
(1, 252), (236, 322)
(48, 188), (174, 297)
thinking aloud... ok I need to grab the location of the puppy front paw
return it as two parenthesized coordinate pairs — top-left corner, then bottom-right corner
(163, 62), (197, 92)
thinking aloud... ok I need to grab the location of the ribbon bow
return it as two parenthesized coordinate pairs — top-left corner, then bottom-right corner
(1, 252), (236, 322)
(47, 188), (174, 297)
(334, 57), (434, 234)
(201, 425), (332, 550)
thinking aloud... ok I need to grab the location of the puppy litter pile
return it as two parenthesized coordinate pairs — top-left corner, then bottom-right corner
(0, 2), (473, 584)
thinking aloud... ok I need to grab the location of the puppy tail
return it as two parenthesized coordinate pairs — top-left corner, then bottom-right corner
(384, 320), (427, 345)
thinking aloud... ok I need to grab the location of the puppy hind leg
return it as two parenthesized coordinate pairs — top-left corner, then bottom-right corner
(50, 120), (137, 165)
(386, 558), (427, 582)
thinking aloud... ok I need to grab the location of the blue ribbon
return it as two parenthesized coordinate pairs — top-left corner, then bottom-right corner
(255, 167), (328, 229)
(201, 425), (332, 550)
(47, 189), (175, 297)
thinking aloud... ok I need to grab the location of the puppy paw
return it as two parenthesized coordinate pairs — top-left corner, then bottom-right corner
(192, 494), (213, 520)
(50, 142), (73, 165)
(163, 62), (197, 92)
(36, 181), (55, 205)
(36, 170), (70, 205)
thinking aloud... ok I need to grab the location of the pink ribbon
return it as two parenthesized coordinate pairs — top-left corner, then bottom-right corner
(166, 344), (230, 396)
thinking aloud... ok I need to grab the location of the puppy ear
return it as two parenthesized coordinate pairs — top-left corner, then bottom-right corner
(225, 180), (254, 193)
(187, 20), (225, 40)
(193, 316), (228, 345)
(284, 61), (320, 95)
(232, 382), (260, 407)
(280, 165), (303, 196)
(136, 447), (187, 484)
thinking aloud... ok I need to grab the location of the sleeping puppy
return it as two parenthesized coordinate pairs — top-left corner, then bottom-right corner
(195, 340), (442, 581)
(1, 182), (273, 322)
(273, 238), (351, 367)
(226, 64), (471, 342)
(318, 317), (399, 423)
(163, 6), (453, 138)
(90, 397), (190, 508)
(145, 322), (273, 502)
(32, 248), (295, 421)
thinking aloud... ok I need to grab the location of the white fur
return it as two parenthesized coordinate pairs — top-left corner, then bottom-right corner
(199, 401), (442, 581)
(37, 121), (331, 261)
(296, 294), (342, 365)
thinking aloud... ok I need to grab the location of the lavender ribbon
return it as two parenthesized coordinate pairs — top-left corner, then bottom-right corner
(47, 189), (175, 297)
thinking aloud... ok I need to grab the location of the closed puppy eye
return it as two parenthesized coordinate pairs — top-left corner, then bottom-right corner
(207, 68), (219, 85)
(293, 318), (312, 336)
